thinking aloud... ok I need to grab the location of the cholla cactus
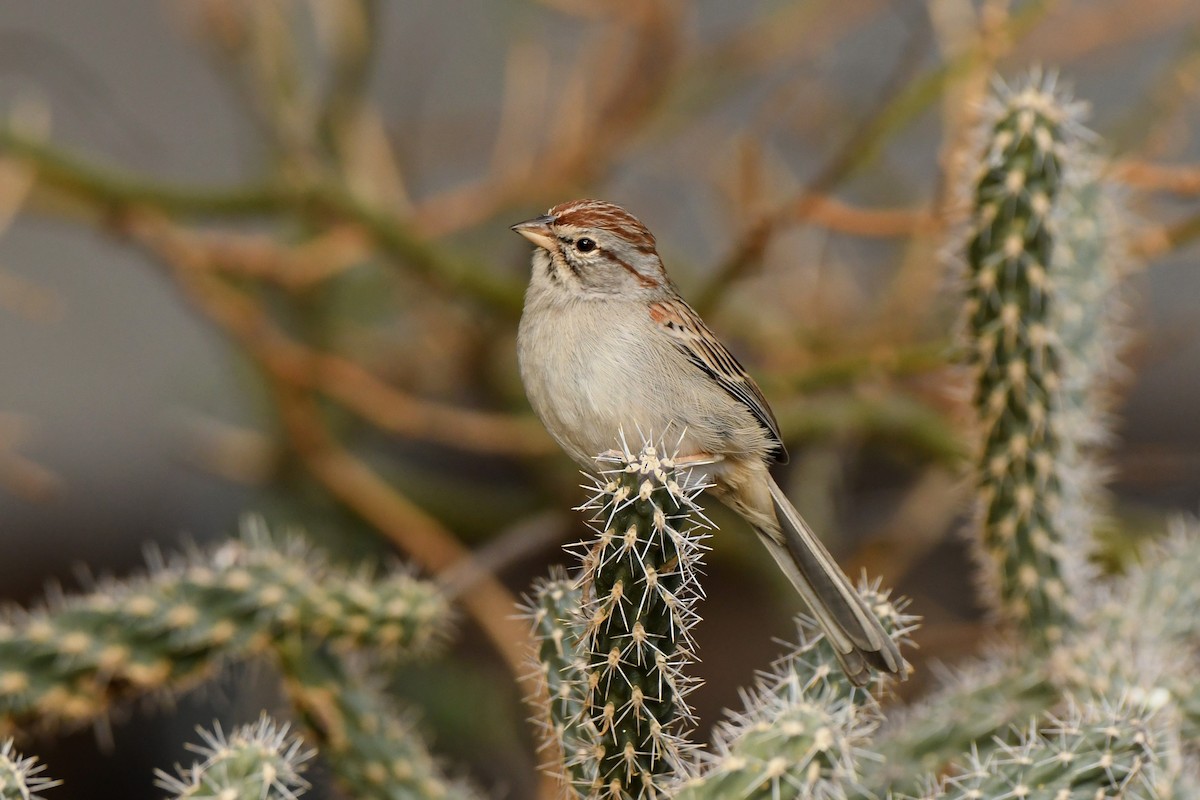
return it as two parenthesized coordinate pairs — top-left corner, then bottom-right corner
(571, 441), (708, 799)
(963, 71), (1090, 646)
(527, 437), (709, 799)
(154, 715), (313, 800)
(924, 698), (1179, 800)
(0, 518), (449, 734)
(0, 739), (59, 800)
(1059, 523), (1200, 746)
(871, 521), (1200, 796)
(677, 585), (914, 800)
(278, 643), (483, 800)
(523, 571), (595, 794)
(527, 439), (928, 800)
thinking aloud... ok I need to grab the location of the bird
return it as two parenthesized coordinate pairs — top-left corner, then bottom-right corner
(512, 198), (904, 686)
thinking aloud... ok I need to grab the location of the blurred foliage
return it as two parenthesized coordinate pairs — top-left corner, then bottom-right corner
(1, 1), (1200, 798)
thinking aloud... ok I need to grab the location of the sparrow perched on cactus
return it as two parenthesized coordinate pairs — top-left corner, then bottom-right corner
(513, 199), (905, 685)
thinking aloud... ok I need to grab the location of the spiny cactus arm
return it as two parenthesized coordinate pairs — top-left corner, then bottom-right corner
(277, 641), (482, 800)
(1098, 520), (1200, 648)
(522, 571), (594, 798)
(570, 440), (709, 799)
(1047, 168), (1133, 599)
(874, 522), (1200, 796)
(678, 586), (915, 800)
(675, 691), (864, 800)
(921, 698), (1181, 800)
(867, 654), (1057, 795)
(0, 739), (60, 800)
(964, 71), (1088, 646)
(0, 518), (449, 733)
(154, 714), (313, 800)
(1065, 522), (1200, 746)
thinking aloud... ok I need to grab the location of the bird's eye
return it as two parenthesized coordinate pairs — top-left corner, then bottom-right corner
(575, 237), (597, 253)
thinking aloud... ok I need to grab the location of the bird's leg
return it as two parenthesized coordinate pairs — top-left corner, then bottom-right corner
(667, 453), (724, 468)
(663, 452), (724, 486)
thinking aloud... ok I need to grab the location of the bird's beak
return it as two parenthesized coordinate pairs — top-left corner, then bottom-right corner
(510, 215), (557, 251)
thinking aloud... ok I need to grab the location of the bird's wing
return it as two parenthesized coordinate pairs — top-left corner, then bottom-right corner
(648, 297), (788, 463)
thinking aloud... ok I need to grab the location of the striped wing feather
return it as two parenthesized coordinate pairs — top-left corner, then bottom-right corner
(649, 299), (788, 463)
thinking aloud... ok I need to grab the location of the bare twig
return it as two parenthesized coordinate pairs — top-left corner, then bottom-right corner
(412, 1), (683, 236)
(126, 213), (551, 456)
(0, 128), (524, 313)
(1114, 159), (1200, 195)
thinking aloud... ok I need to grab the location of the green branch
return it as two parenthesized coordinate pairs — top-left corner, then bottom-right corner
(0, 128), (523, 314)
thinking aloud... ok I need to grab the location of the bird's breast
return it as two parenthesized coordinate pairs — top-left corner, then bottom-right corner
(518, 298), (678, 466)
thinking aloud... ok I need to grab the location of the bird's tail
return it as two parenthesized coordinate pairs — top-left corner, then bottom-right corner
(755, 474), (905, 686)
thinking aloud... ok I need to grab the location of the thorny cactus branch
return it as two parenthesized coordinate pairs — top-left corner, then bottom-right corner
(963, 71), (1088, 646)
(0, 517), (449, 734)
(0, 739), (59, 800)
(522, 572), (594, 796)
(569, 441), (708, 799)
(277, 642), (483, 800)
(869, 521), (1200, 796)
(154, 715), (313, 800)
(677, 585), (916, 800)
(922, 698), (1180, 800)
(527, 438), (710, 800)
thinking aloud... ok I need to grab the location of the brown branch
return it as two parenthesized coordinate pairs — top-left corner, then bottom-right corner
(0, 412), (60, 502)
(694, 15), (934, 313)
(412, 1), (683, 236)
(791, 194), (933, 238)
(125, 214), (554, 458)
(1133, 212), (1200, 259)
(1014, 0), (1200, 65)
(183, 225), (372, 289)
(1113, 159), (1200, 195)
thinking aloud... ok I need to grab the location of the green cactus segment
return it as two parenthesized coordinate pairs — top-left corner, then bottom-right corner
(873, 525), (1200, 797)
(278, 643), (482, 800)
(681, 586), (914, 800)
(676, 698), (860, 800)
(869, 654), (1058, 794)
(0, 518), (449, 732)
(573, 443), (707, 799)
(1049, 174), (1130, 595)
(154, 714), (313, 800)
(925, 699), (1179, 800)
(1065, 524), (1200, 747)
(966, 76), (1082, 646)
(524, 572), (595, 797)
(0, 739), (60, 800)
(1054, 179), (1124, 424)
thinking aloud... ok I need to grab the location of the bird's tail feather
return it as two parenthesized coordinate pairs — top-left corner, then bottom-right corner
(756, 474), (905, 686)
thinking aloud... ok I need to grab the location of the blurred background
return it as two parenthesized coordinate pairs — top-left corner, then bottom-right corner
(1, 0), (1198, 797)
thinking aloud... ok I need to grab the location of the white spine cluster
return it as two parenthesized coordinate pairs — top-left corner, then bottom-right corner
(154, 715), (313, 800)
